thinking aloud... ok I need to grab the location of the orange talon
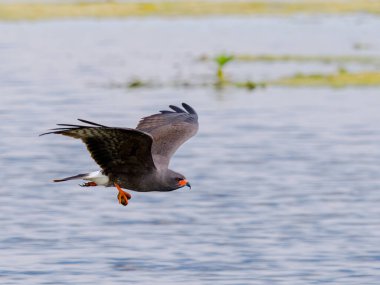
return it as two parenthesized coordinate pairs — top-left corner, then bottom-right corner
(114, 183), (131, 206)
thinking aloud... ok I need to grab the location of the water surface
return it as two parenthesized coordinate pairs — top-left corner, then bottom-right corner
(1, 17), (380, 284)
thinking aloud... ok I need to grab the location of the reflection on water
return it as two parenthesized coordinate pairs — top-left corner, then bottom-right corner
(1, 18), (380, 284)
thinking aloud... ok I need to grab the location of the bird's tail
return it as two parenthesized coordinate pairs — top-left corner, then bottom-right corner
(53, 173), (89, 182)
(53, 170), (110, 186)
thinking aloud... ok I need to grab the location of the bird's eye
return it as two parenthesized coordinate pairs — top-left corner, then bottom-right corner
(175, 177), (182, 181)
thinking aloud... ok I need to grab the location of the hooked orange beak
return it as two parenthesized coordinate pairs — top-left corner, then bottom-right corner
(178, 179), (191, 189)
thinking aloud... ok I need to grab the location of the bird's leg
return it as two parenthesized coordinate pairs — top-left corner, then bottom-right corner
(79, 182), (97, 187)
(114, 183), (132, 206)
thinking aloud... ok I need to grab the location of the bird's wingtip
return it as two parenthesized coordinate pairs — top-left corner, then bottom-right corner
(39, 132), (50, 136)
(181, 103), (197, 115)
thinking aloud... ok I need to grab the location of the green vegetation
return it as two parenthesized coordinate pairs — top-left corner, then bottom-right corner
(127, 79), (145, 88)
(1, 0), (380, 20)
(207, 53), (380, 89)
(108, 78), (153, 89)
(109, 70), (380, 91)
(273, 71), (380, 87)
(201, 54), (380, 65)
(107, 52), (380, 91)
(213, 54), (267, 90)
(109, 69), (380, 91)
(214, 54), (234, 84)
(235, 81), (266, 90)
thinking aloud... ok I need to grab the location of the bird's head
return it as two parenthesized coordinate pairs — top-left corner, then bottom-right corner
(166, 170), (191, 190)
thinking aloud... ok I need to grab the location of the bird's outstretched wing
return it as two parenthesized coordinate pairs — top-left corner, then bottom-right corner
(136, 103), (198, 168)
(41, 119), (156, 176)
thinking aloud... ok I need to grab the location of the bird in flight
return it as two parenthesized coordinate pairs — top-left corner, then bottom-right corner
(41, 103), (198, 206)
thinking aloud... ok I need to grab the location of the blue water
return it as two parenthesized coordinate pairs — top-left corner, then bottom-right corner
(1, 17), (380, 284)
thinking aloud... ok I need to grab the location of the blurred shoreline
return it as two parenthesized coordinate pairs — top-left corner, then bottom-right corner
(0, 0), (379, 21)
